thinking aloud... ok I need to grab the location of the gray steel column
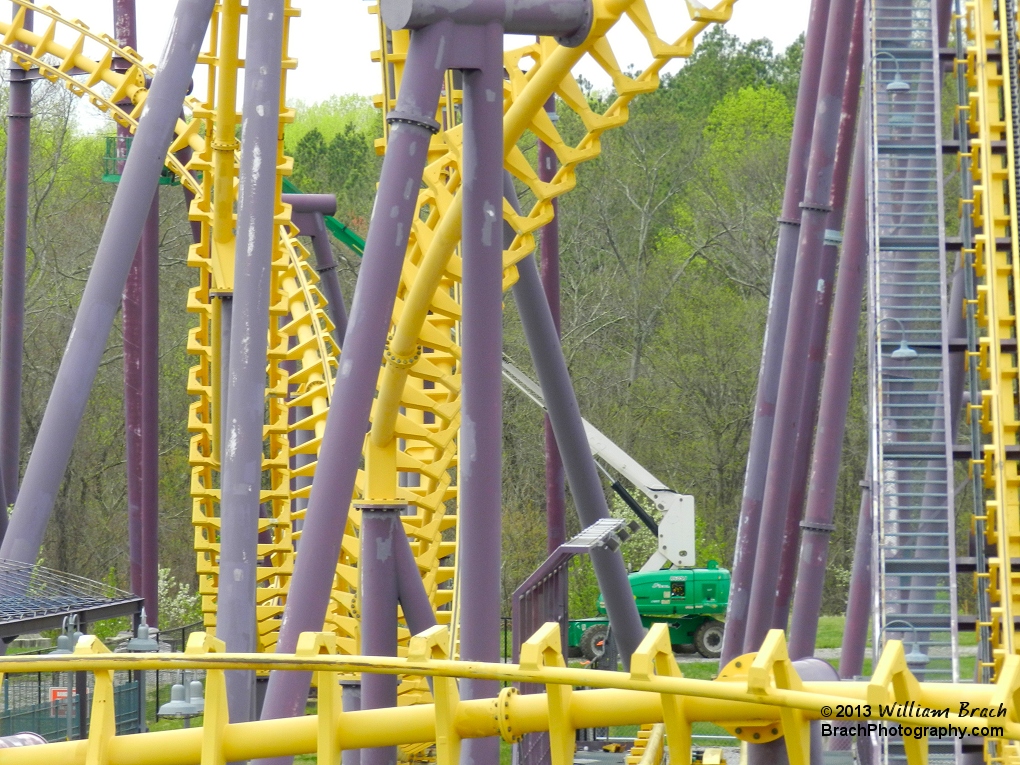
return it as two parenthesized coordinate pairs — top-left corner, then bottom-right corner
(538, 96), (566, 555)
(256, 22), (447, 726)
(512, 255), (645, 664)
(743, 0), (858, 653)
(0, 0), (214, 566)
(217, 0), (285, 726)
(0, 1), (34, 514)
(458, 30), (505, 765)
(140, 194), (160, 623)
(505, 166), (645, 665)
(787, 122), (868, 661)
(308, 215), (348, 344)
(772, 0), (865, 629)
(286, 196), (348, 345)
(358, 504), (401, 765)
(721, 0), (832, 664)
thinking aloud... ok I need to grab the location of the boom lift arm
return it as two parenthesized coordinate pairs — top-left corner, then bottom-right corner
(501, 358), (696, 571)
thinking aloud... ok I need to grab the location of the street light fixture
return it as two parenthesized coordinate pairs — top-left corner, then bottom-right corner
(876, 51), (911, 92)
(878, 619), (930, 671)
(158, 684), (199, 728)
(876, 316), (918, 359)
(122, 610), (160, 732)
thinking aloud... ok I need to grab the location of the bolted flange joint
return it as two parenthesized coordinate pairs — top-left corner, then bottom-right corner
(384, 339), (423, 369)
(381, 0), (593, 48)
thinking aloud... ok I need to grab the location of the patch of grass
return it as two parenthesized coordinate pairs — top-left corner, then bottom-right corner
(679, 661), (718, 680)
(814, 616), (846, 649)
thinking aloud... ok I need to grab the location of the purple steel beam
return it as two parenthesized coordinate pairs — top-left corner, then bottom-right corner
(721, 0), (832, 664)
(743, 0), (858, 653)
(0, 1), (34, 515)
(457, 28), (506, 765)
(217, 0), (285, 724)
(538, 96), (566, 555)
(358, 504), (401, 765)
(140, 194), (160, 625)
(772, 0), (865, 629)
(787, 120), (868, 661)
(0, 0), (214, 566)
(256, 22), (448, 726)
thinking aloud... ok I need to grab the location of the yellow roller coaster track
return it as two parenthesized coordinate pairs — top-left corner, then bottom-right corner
(965, 0), (1020, 760)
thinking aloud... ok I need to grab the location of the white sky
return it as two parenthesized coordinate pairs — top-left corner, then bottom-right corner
(50, 0), (810, 128)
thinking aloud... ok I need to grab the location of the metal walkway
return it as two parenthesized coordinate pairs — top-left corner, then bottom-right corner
(867, 0), (960, 760)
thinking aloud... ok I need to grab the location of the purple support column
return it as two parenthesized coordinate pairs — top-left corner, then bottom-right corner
(839, 474), (872, 679)
(358, 504), (401, 765)
(787, 123), (868, 661)
(512, 252), (645, 663)
(538, 97), (566, 555)
(721, 0), (832, 664)
(256, 23), (448, 726)
(124, 261), (143, 596)
(743, 0), (858, 654)
(458, 27), (505, 765)
(0, 0), (215, 566)
(0, 1), (34, 517)
(217, 0), (285, 724)
(308, 215), (348, 343)
(287, 205), (348, 344)
(393, 522), (437, 634)
(140, 194), (160, 624)
(772, 0), (865, 629)
(285, 196), (348, 344)
(114, 0), (144, 601)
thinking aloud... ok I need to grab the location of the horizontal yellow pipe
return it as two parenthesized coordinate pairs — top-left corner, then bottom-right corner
(2, 679), (1012, 765)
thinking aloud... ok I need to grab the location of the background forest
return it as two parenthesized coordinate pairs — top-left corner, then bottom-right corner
(0, 27), (869, 627)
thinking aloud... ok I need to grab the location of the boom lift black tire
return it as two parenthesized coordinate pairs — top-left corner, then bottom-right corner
(694, 620), (724, 659)
(579, 624), (609, 661)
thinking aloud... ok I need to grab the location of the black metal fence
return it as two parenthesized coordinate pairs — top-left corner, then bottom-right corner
(0, 620), (206, 740)
(0, 672), (139, 741)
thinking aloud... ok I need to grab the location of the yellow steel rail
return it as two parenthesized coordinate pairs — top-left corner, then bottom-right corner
(3, 624), (1020, 765)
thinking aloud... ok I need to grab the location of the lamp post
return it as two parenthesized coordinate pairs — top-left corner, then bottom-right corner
(123, 610), (160, 732)
(876, 52), (913, 128)
(877, 619), (930, 671)
(876, 316), (919, 360)
(49, 616), (82, 741)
